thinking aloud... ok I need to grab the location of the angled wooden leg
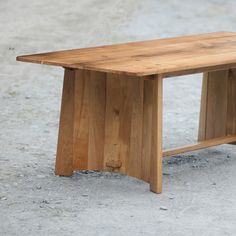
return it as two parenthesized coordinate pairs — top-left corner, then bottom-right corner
(73, 70), (106, 171)
(198, 69), (236, 141)
(150, 77), (163, 193)
(226, 69), (236, 136)
(55, 69), (163, 193)
(55, 69), (75, 176)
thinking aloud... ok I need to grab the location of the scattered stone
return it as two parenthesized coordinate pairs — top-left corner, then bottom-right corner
(0, 196), (7, 200)
(163, 173), (170, 176)
(169, 197), (174, 200)
(92, 173), (102, 177)
(212, 182), (216, 186)
(82, 194), (88, 197)
(160, 206), (168, 211)
(8, 91), (17, 96)
(191, 165), (199, 168)
(18, 147), (26, 151)
(36, 185), (42, 190)
(8, 47), (15, 50)
(227, 155), (231, 159)
(41, 200), (49, 204)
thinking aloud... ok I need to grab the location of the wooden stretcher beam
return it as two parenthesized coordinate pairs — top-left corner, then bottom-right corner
(163, 135), (236, 157)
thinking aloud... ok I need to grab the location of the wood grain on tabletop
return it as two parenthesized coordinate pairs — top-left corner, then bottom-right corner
(17, 32), (236, 77)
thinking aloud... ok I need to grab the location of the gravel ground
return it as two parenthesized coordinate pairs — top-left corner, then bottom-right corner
(1, 0), (236, 235)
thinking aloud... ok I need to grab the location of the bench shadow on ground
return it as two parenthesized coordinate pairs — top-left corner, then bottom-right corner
(66, 145), (235, 194)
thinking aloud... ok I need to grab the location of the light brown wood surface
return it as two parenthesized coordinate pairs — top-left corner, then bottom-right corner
(17, 32), (236, 77)
(164, 135), (236, 157)
(198, 69), (236, 141)
(54, 69), (162, 188)
(226, 69), (236, 136)
(55, 69), (75, 176)
(150, 77), (163, 193)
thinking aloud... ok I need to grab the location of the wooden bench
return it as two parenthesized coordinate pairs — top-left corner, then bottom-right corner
(17, 32), (236, 193)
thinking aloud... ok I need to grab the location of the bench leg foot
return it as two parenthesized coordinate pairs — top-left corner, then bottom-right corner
(150, 78), (163, 193)
(55, 69), (75, 176)
(198, 69), (236, 141)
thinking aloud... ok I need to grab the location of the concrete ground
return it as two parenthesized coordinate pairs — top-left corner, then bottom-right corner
(1, 0), (236, 235)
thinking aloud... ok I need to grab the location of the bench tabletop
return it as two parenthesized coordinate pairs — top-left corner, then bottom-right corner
(17, 32), (236, 77)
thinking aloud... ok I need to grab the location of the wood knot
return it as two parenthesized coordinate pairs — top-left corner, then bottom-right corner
(113, 108), (120, 116)
(106, 160), (122, 168)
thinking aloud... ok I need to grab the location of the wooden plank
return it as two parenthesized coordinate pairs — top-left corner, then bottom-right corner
(117, 77), (133, 174)
(127, 77), (144, 178)
(73, 70), (90, 170)
(198, 70), (229, 141)
(141, 79), (153, 182)
(103, 74), (141, 176)
(198, 73), (209, 141)
(103, 74), (148, 180)
(226, 69), (236, 136)
(103, 74), (124, 172)
(206, 70), (229, 139)
(17, 32), (234, 64)
(164, 135), (236, 157)
(87, 71), (106, 170)
(17, 32), (236, 77)
(150, 77), (163, 193)
(73, 70), (106, 170)
(198, 69), (236, 143)
(55, 69), (75, 176)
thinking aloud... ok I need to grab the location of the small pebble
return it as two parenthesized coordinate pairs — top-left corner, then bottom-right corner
(36, 185), (42, 190)
(163, 173), (170, 176)
(41, 200), (49, 204)
(160, 206), (168, 211)
(212, 182), (216, 185)
(82, 194), (88, 197)
(169, 197), (174, 200)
